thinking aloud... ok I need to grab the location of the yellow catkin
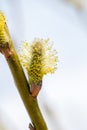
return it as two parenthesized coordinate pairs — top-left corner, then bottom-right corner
(19, 39), (58, 85)
(0, 12), (8, 44)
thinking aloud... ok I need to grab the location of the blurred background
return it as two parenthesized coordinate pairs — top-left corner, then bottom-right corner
(0, 0), (87, 130)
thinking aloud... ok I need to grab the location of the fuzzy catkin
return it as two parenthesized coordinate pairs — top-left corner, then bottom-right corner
(19, 38), (58, 86)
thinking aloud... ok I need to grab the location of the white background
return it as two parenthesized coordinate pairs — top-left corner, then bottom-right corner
(0, 0), (87, 130)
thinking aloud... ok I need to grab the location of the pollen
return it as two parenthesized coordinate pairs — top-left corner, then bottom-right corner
(0, 12), (8, 44)
(19, 39), (58, 85)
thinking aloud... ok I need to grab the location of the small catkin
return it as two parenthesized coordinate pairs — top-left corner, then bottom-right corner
(0, 12), (9, 45)
(19, 38), (58, 86)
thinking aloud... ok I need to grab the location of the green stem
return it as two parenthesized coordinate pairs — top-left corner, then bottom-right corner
(0, 21), (48, 129)
(6, 44), (48, 130)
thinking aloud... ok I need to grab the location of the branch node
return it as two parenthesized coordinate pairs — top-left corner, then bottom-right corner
(29, 123), (36, 130)
(0, 42), (13, 59)
(31, 83), (42, 98)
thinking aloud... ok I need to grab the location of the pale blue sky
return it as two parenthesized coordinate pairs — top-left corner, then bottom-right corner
(0, 0), (87, 130)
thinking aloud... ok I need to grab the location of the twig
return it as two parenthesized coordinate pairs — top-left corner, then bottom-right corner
(0, 12), (48, 130)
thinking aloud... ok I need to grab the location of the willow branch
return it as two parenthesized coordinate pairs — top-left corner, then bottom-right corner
(0, 13), (48, 130)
